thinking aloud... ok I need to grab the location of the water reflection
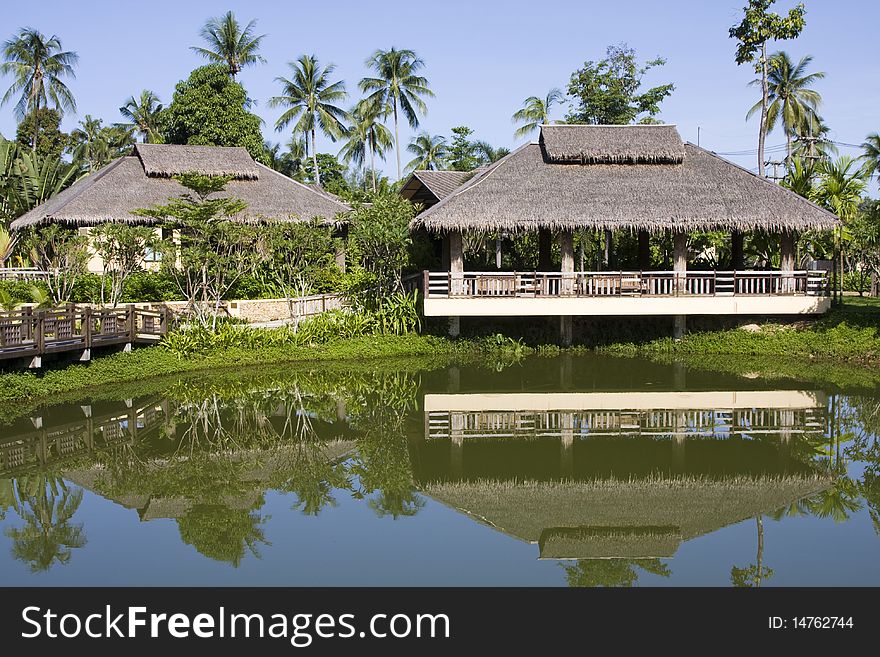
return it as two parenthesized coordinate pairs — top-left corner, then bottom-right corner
(0, 355), (878, 586)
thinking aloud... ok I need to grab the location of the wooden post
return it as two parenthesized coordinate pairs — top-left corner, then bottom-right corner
(673, 231), (688, 339)
(334, 225), (348, 272)
(638, 230), (651, 269)
(731, 230), (745, 270)
(559, 230), (575, 345)
(449, 229), (463, 337)
(538, 228), (553, 271)
(780, 230), (797, 293)
(603, 229), (613, 270)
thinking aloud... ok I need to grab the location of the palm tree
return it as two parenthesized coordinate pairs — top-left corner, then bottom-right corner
(406, 132), (447, 172)
(359, 47), (434, 181)
(862, 133), (880, 177)
(269, 55), (349, 188)
(339, 101), (393, 193)
(119, 90), (163, 143)
(473, 140), (510, 164)
(813, 157), (868, 222)
(191, 11), (266, 78)
(512, 88), (564, 139)
(70, 115), (107, 172)
(747, 52), (824, 167)
(1, 28), (78, 149)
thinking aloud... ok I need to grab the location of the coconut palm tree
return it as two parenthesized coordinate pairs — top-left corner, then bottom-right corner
(813, 157), (868, 223)
(747, 52), (824, 167)
(340, 100), (393, 194)
(406, 133), (447, 172)
(473, 140), (510, 165)
(119, 90), (163, 143)
(359, 48), (434, 181)
(862, 133), (880, 177)
(1, 28), (78, 149)
(269, 55), (349, 188)
(512, 88), (564, 139)
(191, 11), (266, 79)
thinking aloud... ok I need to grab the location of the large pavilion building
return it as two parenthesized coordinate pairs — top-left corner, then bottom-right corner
(409, 124), (839, 343)
(11, 143), (351, 272)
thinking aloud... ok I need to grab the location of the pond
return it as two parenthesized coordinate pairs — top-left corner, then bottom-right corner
(1, 353), (878, 586)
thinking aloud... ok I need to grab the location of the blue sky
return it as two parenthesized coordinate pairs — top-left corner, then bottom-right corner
(1, 0), (877, 180)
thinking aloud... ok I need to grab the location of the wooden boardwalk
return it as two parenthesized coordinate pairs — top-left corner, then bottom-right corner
(0, 305), (170, 367)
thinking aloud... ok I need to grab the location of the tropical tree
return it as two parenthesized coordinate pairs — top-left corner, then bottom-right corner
(813, 157), (868, 223)
(566, 44), (674, 125)
(0, 28), (78, 148)
(119, 90), (164, 143)
(729, 0), (807, 176)
(512, 88), (564, 138)
(360, 47), (434, 180)
(447, 126), (480, 171)
(15, 107), (68, 157)
(862, 133), (880, 177)
(162, 65), (266, 162)
(473, 140), (510, 165)
(191, 11), (266, 79)
(270, 55), (349, 188)
(747, 51), (824, 166)
(69, 115), (135, 172)
(340, 99), (393, 194)
(405, 132), (447, 171)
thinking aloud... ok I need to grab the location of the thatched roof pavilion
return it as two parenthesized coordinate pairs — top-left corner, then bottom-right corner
(11, 143), (350, 230)
(413, 125), (839, 341)
(411, 125), (838, 234)
(399, 169), (477, 210)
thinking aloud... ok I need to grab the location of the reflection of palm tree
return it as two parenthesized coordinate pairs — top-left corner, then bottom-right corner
(5, 476), (86, 572)
(805, 477), (861, 521)
(730, 517), (773, 587)
(563, 559), (670, 587)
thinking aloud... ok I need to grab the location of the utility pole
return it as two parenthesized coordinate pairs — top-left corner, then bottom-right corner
(765, 160), (784, 183)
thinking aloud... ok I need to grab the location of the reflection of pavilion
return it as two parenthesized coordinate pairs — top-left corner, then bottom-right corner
(415, 391), (830, 560)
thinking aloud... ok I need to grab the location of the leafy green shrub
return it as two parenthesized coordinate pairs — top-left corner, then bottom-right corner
(121, 271), (179, 302)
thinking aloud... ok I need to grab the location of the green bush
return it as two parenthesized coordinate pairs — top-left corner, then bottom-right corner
(121, 271), (179, 302)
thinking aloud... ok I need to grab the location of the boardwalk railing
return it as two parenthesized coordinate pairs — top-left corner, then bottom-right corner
(0, 267), (50, 281)
(425, 270), (829, 298)
(0, 305), (170, 363)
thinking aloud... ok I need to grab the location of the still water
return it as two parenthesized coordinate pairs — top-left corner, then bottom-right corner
(1, 354), (878, 586)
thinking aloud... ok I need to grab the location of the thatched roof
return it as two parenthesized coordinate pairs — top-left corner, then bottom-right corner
(399, 170), (476, 211)
(425, 476), (828, 559)
(411, 125), (839, 234)
(136, 143), (260, 179)
(541, 124), (685, 164)
(11, 144), (350, 229)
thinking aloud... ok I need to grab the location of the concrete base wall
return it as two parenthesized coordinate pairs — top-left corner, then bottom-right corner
(424, 295), (831, 317)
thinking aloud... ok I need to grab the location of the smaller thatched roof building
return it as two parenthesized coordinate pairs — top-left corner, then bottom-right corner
(399, 170), (477, 210)
(11, 144), (350, 229)
(410, 124), (839, 234)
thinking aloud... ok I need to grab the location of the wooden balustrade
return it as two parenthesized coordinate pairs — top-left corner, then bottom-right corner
(0, 304), (170, 363)
(424, 270), (829, 299)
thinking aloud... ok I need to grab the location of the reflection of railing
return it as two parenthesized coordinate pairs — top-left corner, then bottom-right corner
(0, 401), (167, 475)
(0, 305), (169, 362)
(425, 270), (829, 298)
(427, 407), (826, 440)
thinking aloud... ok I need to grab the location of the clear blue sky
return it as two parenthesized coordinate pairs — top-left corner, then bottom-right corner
(1, 0), (877, 180)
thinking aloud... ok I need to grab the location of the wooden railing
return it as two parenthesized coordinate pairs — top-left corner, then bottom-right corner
(0, 305), (170, 362)
(0, 267), (50, 281)
(424, 270), (830, 298)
